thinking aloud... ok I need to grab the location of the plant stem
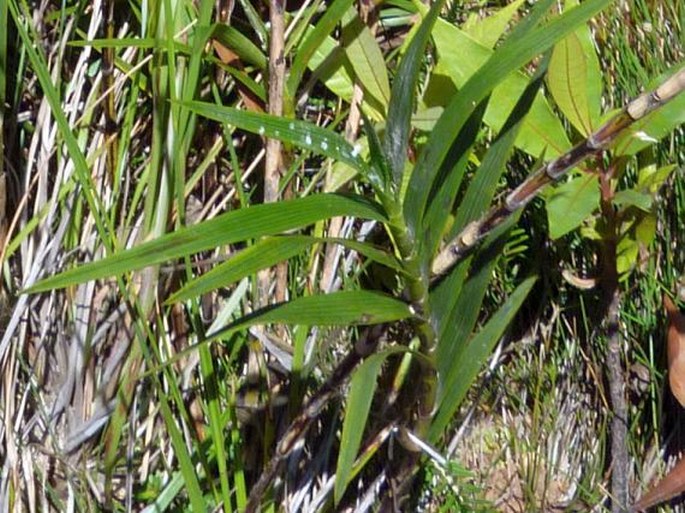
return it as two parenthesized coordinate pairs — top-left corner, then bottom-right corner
(259, 0), (287, 305)
(599, 162), (629, 512)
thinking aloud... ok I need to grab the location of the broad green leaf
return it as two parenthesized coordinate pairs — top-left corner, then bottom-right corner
(617, 235), (639, 277)
(613, 189), (653, 212)
(335, 347), (408, 504)
(463, 0), (526, 49)
(287, 0), (355, 97)
(429, 274), (537, 441)
(384, 0), (447, 185)
(180, 100), (371, 179)
(220, 291), (413, 335)
(210, 23), (267, 70)
(422, 11), (571, 160)
(405, 0), (610, 239)
(547, 14), (602, 136)
(635, 213), (657, 247)
(638, 163), (677, 193)
(342, 9), (390, 113)
(168, 235), (403, 303)
(25, 194), (387, 292)
(307, 36), (385, 121)
(545, 174), (599, 240)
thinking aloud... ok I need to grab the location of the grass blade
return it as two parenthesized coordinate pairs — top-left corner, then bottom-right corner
(167, 235), (403, 304)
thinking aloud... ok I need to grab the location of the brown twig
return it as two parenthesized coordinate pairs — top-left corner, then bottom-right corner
(599, 161), (629, 512)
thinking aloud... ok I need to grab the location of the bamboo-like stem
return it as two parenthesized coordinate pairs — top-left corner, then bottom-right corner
(432, 66), (685, 278)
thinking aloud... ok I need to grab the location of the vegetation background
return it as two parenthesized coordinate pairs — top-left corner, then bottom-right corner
(1, 0), (685, 511)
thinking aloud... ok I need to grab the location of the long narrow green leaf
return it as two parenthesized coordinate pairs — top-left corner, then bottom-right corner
(448, 52), (552, 240)
(210, 23), (267, 70)
(404, 0), (611, 238)
(180, 100), (370, 176)
(214, 291), (412, 336)
(420, 98), (487, 260)
(168, 235), (403, 304)
(383, 0), (447, 186)
(287, 0), (354, 97)
(335, 347), (408, 504)
(429, 274), (537, 441)
(25, 194), (387, 293)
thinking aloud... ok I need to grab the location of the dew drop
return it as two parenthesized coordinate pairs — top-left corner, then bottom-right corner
(305, 134), (312, 145)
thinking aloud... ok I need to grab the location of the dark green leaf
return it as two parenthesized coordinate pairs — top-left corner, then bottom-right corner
(430, 275), (537, 440)
(168, 235), (403, 303)
(335, 347), (408, 504)
(217, 291), (413, 336)
(210, 23), (267, 70)
(383, 0), (447, 186)
(25, 194), (386, 292)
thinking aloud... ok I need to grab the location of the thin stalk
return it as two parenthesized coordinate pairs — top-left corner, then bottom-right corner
(599, 161), (629, 512)
(259, 0), (287, 305)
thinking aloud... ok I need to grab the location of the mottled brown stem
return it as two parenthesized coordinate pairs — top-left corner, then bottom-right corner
(433, 66), (685, 279)
(599, 163), (629, 512)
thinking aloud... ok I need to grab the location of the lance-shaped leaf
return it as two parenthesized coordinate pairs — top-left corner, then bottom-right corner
(168, 235), (404, 304)
(25, 194), (386, 293)
(430, 274), (537, 441)
(335, 347), (409, 504)
(179, 100), (384, 189)
(341, 8), (390, 115)
(383, 0), (447, 186)
(287, 0), (355, 96)
(547, 8), (603, 136)
(211, 291), (413, 338)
